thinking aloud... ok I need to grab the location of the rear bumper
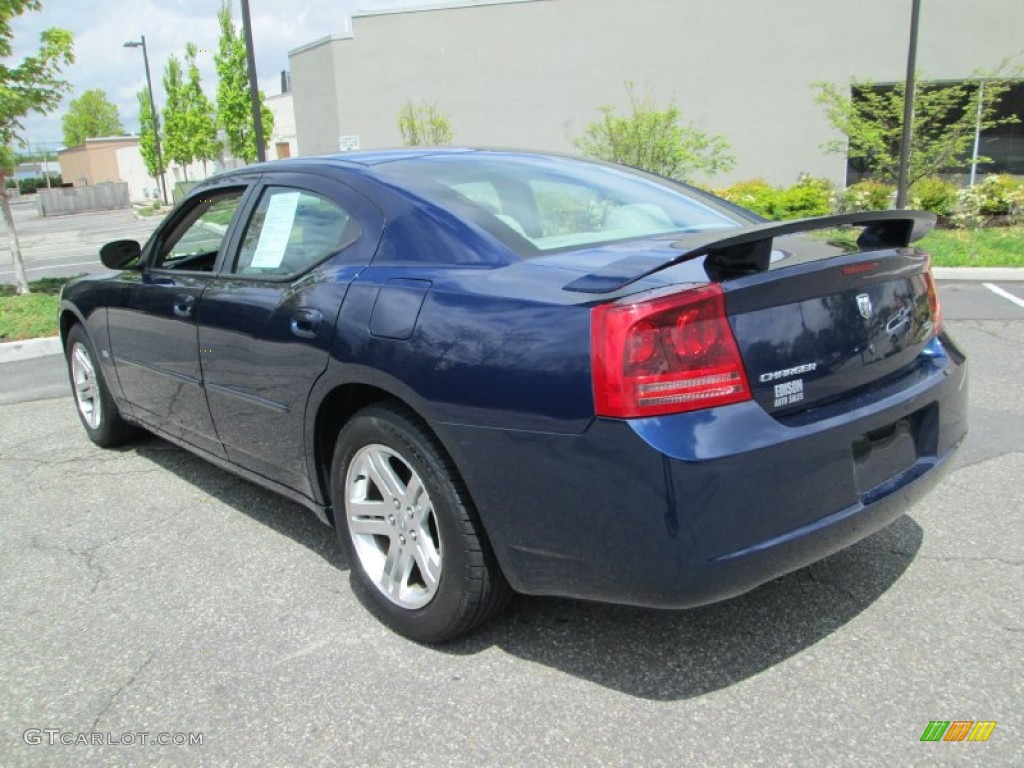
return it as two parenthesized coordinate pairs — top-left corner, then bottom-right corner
(441, 333), (968, 608)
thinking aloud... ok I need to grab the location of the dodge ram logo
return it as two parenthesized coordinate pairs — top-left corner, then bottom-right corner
(856, 293), (873, 320)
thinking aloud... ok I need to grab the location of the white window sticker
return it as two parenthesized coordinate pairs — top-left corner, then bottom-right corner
(250, 192), (300, 268)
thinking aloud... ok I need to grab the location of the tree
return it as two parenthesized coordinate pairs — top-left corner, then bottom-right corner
(61, 88), (122, 147)
(0, 142), (14, 181)
(574, 82), (735, 183)
(136, 86), (163, 183)
(813, 68), (1021, 186)
(215, 1), (272, 164)
(182, 42), (219, 175)
(0, 0), (74, 294)
(161, 55), (191, 179)
(398, 101), (453, 146)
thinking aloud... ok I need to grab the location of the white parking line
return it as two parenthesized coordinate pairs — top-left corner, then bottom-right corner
(983, 282), (1024, 309)
(0, 259), (98, 277)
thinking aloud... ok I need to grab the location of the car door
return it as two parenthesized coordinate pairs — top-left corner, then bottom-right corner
(106, 182), (255, 457)
(196, 172), (385, 494)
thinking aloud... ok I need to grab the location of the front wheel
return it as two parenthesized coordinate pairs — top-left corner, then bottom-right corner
(65, 324), (136, 448)
(331, 404), (509, 642)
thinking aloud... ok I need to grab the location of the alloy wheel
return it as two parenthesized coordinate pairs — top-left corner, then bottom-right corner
(71, 342), (102, 430)
(345, 443), (442, 609)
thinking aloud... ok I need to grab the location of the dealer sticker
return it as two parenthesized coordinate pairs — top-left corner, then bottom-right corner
(773, 378), (805, 408)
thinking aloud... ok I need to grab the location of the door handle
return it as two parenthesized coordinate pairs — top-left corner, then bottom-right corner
(173, 294), (195, 318)
(290, 308), (323, 339)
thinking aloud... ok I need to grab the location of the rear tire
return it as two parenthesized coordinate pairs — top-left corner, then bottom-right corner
(331, 404), (509, 642)
(65, 324), (137, 448)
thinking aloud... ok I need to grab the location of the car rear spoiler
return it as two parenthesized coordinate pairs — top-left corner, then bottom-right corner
(563, 210), (936, 294)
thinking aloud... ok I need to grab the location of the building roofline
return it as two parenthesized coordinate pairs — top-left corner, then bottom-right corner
(288, 0), (541, 56)
(352, 0), (540, 20)
(57, 136), (139, 154)
(289, 32), (352, 58)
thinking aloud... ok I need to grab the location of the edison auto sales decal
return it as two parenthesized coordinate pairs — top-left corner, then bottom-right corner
(774, 378), (804, 408)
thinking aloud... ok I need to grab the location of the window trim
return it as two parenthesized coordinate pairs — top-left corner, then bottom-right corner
(145, 184), (255, 276)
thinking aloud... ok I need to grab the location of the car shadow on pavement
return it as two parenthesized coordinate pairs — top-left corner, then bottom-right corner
(129, 433), (921, 701)
(443, 514), (923, 700)
(131, 435), (349, 572)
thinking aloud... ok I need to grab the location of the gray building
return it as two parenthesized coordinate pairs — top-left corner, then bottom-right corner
(289, 0), (1024, 185)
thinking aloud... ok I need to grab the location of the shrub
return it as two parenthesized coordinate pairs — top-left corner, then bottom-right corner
(770, 175), (834, 219)
(574, 82), (735, 183)
(973, 174), (1024, 216)
(715, 176), (834, 220)
(838, 180), (894, 212)
(910, 177), (958, 217)
(714, 178), (775, 217)
(950, 175), (1024, 228)
(16, 176), (61, 194)
(398, 101), (454, 146)
(0, 274), (81, 298)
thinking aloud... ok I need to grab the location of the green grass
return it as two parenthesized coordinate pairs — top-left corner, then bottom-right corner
(917, 226), (1024, 267)
(0, 294), (59, 341)
(809, 225), (1024, 267)
(0, 275), (82, 341)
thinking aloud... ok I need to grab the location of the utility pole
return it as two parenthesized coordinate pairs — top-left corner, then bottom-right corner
(895, 0), (921, 209)
(239, 0), (266, 163)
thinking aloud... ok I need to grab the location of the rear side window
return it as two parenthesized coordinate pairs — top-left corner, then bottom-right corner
(376, 154), (746, 255)
(233, 187), (360, 277)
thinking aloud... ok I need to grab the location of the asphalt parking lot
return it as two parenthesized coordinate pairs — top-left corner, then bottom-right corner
(0, 280), (1021, 767)
(1, 198), (161, 284)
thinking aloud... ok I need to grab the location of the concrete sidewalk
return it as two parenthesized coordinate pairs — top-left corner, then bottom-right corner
(0, 336), (62, 363)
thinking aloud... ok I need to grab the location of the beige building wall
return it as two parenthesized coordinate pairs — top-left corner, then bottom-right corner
(58, 138), (140, 187)
(289, 0), (1024, 186)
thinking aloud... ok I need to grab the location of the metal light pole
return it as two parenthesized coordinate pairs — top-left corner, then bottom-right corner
(895, 0), (921, 209)
(124, 35), (169, 205)
(239, 0), (266, 163)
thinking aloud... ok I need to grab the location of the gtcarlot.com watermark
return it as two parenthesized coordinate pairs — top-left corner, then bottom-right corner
(24, 729), (203, 747)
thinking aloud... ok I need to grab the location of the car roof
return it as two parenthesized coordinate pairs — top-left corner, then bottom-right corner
(197, 148), (579, 186)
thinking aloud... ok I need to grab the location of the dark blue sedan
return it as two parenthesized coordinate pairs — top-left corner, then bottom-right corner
(59, 150), (968, 642)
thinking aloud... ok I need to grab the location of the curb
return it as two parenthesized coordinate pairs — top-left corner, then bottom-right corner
(933, 267), (1023, 282)
(0, 335), (61, 364)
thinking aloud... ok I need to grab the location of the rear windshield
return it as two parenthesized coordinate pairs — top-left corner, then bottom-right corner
(374, 154), (746, 255)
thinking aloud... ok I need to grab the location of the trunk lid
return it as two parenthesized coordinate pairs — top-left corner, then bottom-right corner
(724, 235), (937, 415)
(552, 211), (940, 419)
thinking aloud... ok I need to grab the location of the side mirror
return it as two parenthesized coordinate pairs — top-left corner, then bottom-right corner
(99, 239), (142, 270)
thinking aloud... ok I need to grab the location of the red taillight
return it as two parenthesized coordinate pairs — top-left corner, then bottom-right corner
(591, 284), (752, 418)
(923, 254), (943, 335)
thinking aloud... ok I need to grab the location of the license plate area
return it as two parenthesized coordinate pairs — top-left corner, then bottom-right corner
(852, 404), (938, 495)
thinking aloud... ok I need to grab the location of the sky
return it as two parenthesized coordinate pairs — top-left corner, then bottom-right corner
(6, 0), (474, 151)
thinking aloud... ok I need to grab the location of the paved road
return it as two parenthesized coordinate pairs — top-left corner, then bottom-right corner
(0, 198), (162, 284)
(0, 283), (1020, 766)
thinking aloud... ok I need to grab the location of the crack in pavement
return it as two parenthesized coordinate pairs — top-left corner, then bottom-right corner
(27, 512), (180, 594)
(90, 652), (155, 731)
(30, 535), (109, 595)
